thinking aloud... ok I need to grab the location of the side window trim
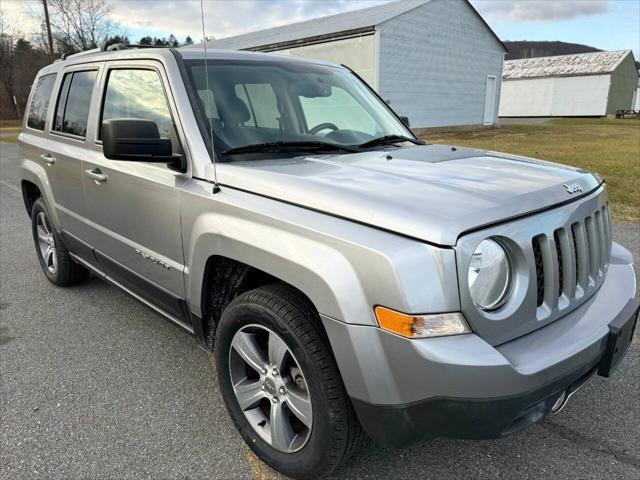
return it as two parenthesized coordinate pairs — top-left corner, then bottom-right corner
(50, 66), (100, 143)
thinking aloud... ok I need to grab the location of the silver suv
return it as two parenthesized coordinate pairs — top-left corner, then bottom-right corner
(18, 45), (638, 479)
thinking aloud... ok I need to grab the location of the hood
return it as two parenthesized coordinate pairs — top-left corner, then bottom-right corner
(216, 144), (602, 246)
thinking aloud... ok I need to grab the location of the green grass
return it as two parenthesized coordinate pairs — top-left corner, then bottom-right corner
(419, 118), (640, 223)
(0, 136), (18, 143)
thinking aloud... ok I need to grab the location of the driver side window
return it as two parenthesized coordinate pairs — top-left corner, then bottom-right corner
(101, 68), (182, 154)
(298, 86), (377, 136)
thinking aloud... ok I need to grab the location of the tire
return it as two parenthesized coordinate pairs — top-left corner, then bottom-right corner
(31, 197), (89, 286)
(214, 283), (364, 479)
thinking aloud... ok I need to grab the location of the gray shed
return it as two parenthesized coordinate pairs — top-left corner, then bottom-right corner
(201, 0), (507, 129)
(499, 50), (639, 117)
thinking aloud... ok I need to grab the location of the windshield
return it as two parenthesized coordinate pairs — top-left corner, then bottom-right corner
(184, 59), (414, 159)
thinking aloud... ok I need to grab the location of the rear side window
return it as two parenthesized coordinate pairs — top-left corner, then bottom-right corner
(53, 70), (97, 137)
(27, 74), (57, 130)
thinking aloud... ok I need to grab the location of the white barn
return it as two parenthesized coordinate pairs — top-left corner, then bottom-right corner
(202, 0), (507, 129)
(499, 50), (639, 117)
(633, 74), (640, 111)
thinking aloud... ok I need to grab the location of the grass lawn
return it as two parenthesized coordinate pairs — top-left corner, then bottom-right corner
(419, 118), (640, 223)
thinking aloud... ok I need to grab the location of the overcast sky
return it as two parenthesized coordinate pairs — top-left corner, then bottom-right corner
(3, 0), (639, 58)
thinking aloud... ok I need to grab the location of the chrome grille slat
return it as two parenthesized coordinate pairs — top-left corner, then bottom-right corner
(557, 228), (576, 300)
(572, 222), (589, 293)
(603, 204), (612, 264)
(585, 216), (598, 283)
(595, 210), (606, 275)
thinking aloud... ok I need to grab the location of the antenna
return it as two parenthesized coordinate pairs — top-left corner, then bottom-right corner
(200, 0), (220, 194)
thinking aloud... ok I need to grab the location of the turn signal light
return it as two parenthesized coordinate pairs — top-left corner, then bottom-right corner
(374, 306), (471, 339)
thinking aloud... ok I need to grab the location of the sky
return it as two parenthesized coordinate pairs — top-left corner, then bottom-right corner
(2, 0), (639, 58)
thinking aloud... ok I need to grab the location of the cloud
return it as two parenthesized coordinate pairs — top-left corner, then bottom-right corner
(108, 0), (390, 41)
(471, 0), (609, 22)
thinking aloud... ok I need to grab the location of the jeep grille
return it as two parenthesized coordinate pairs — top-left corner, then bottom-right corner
(532, 203), (612, 311)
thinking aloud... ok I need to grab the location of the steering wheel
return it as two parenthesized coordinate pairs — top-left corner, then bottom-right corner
(309, 122), (339, 135)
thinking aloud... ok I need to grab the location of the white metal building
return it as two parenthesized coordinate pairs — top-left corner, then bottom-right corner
(202, 0), (507, 129)
(633, 74), (640, 111)
(499, 50), (639, 117)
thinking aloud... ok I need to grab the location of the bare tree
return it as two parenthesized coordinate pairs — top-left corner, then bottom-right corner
(0, 7), (50, 120)
(0, 8), (22, 118)
(47, 0), (118, 52)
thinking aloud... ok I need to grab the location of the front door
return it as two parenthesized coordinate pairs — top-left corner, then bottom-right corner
(483, 75), (497, 125)
(81, 63), (189, 321)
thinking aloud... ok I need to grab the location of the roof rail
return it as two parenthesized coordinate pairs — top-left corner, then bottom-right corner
(107, 43), (173, 51)
(58, 42), (173, 61)
(60, 46), (101, 61)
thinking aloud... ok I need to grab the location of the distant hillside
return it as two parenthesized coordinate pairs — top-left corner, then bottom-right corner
(504, 41), (640, 69)
(504, 41), (601, 60)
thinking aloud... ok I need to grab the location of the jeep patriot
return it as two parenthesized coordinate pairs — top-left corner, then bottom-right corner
(18, 44), (638, 479)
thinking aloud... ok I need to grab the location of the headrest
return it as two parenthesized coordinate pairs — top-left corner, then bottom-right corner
(220, 96), (251, 125)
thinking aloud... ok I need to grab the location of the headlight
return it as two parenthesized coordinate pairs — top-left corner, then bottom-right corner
(468, 239), (511, 310)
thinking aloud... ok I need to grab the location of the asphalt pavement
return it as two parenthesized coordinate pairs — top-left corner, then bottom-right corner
(1, 140), (639, 480)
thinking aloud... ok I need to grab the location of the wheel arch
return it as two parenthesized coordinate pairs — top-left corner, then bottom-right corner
(20, 160), (61, 227)
(21, 179), (41, 216)
(196, 255), (339, 351)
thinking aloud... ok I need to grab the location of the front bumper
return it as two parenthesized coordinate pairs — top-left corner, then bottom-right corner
(321, 243), (637, 447)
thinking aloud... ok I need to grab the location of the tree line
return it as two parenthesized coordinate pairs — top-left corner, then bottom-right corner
(0, 0), (195, 120)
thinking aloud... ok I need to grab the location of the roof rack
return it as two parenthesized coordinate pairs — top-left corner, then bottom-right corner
(58, 42), (172, 61)
(105, 43), (173, 51)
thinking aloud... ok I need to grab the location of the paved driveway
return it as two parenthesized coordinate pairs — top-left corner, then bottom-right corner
(1, 140), (639, 479)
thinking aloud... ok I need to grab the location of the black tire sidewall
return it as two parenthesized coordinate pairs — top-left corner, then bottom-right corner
(215, 298), (339, 478)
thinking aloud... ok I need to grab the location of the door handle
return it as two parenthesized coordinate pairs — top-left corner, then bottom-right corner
(39, 153), (56, 165)
(85, 168), (108, 184)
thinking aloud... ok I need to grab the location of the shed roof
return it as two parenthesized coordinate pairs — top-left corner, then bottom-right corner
(202, 0), (429, 51)
(502, 50), (634, 80)
(200, 0), (505, 52)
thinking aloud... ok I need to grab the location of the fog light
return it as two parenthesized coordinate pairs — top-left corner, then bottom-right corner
(375, 307), (471, 339)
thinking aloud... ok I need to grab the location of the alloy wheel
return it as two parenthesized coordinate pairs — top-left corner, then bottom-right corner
(229, 324), (312, 453)
(36, 211), (57, 274)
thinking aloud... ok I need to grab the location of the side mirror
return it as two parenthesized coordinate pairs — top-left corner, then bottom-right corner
(399, 116), (410, 128)
(102, 118), (176, 162)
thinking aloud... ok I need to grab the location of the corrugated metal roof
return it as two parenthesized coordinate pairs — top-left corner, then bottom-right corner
(502, 50), (633, 80)
(202, 0), (431, 50)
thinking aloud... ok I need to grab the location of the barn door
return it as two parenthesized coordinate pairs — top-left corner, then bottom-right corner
(483, 75), (497, 125)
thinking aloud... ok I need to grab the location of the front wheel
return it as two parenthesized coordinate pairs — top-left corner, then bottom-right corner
(214, 284), (364, 478)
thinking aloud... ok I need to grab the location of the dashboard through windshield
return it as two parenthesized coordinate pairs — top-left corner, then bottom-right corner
(184, 59), (414, 160)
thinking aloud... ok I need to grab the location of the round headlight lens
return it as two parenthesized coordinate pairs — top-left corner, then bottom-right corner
(468, 239), (511, 310)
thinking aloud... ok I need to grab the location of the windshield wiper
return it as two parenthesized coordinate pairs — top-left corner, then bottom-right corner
(222, 141), (361, 156)
(358, 135), (424, 149)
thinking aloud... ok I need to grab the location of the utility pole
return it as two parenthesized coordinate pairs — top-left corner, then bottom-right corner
(42, 0), (54, 62)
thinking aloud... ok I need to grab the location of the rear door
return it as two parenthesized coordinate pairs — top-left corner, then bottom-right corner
(80, 61), (189, 322)
(23, 67), (100, 240)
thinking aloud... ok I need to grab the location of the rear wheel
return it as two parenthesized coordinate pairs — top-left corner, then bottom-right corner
(215, 283), (364, 478)
(31, 198), (89, 286)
